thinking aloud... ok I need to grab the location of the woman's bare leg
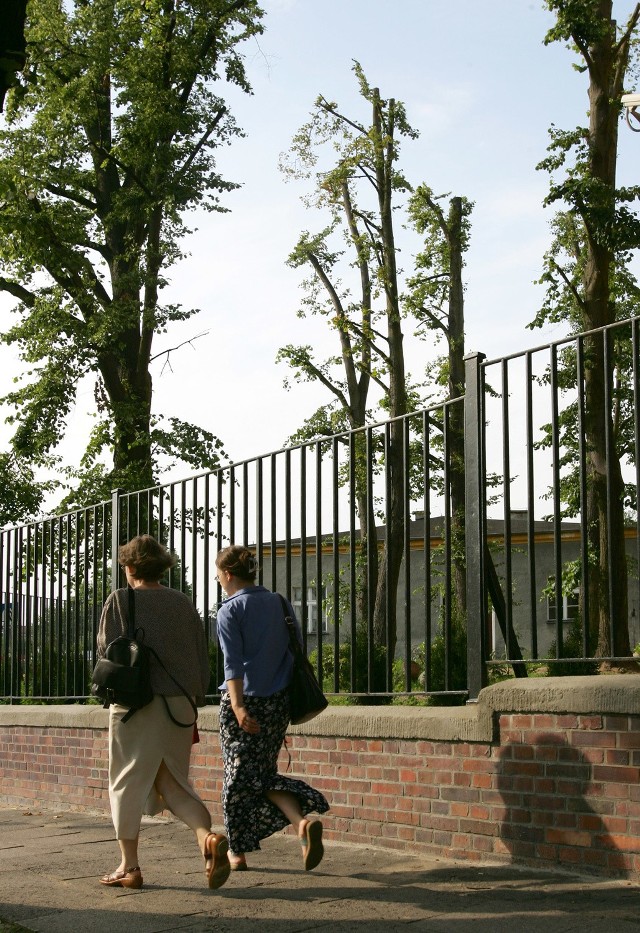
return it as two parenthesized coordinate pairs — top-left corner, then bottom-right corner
(265, 789), (324, 871)
(116, 836), (139, 871)
(154, 760), (213, 854)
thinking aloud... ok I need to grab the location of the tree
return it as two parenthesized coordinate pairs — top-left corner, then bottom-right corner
(0, 0), (264, 510)
(533, 0), (640, 657)
(406, 189), (473, 617)
(278, 64), (471, 675)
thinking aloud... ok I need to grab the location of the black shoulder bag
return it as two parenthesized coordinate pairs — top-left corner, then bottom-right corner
(91, 588), (198, 728)
(277, 594), (328, 725)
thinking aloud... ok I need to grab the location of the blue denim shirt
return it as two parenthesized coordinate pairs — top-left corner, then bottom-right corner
(216, 586), (302, 696)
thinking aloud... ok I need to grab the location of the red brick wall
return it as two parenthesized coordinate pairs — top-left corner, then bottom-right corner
(1, 688), (639, 880)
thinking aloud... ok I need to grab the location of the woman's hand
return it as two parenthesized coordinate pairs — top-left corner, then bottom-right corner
(227, 678), (261, 733)
(233, 704), (261, 734)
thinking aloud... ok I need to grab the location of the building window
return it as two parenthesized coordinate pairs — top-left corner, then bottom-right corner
(546, 589), (580, 623)
(292, 586), (327, 634)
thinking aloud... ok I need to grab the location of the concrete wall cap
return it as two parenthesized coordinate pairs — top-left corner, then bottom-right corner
(1, 675), (638, 739)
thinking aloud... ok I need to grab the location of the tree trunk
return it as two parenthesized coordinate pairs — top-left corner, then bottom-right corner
(370, 92), (408, 661)
(578, 3), (631, 657)
(446, 197), (466, 618)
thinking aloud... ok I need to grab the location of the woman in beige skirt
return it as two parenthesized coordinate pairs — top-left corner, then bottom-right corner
(97, 535), (230, 890)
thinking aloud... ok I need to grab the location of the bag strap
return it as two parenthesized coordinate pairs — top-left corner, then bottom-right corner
(124, 586), (198, 728)
(127, 586), (136, 639)
(277, 593), (303, 659)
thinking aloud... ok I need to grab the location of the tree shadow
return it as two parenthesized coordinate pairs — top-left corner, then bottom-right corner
(495, 731), (618, 872)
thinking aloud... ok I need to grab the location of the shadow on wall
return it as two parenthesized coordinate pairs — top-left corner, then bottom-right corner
(495, 733), (617, 869)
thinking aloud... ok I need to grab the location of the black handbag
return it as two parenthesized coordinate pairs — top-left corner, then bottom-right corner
(91, 588), (198, 728)
(277, 594), (328, 725)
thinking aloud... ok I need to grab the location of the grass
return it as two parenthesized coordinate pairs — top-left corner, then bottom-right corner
(0, 922), (32, 933)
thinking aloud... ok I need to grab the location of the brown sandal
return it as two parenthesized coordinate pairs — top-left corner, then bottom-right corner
(229, 854), (248, 871)
(203, 832), (231, 889)
(300, 819), (324, 871)
(100, 866), (143, 889)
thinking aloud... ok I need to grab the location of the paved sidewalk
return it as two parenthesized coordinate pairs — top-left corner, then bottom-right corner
(0, 806), (639, 932)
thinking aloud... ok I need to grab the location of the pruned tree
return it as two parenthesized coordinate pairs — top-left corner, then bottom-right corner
(0, 0), (264, 512)
(406, 188), (473, 618)
(279, 64), (472, 675)
(533, 0), (640, 657)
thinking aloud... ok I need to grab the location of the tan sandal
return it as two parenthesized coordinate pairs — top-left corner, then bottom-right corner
(299, 819), (324, 871)
(203, 832), (231, 889)
(100, 866), (143, 889)
(229, 854), (248, 871)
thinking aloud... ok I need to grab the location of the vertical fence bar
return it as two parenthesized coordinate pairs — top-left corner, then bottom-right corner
(464, 352), (487, 699)
(315, 441), (323, 680)
(242, 462), (249, 547)
(603, 327), (616, 655)
(525, 351), (538, 656)
(501, 359), (514, 657)
(443, 404), (452, 690)
(332, 435), (340, 694)
(366, 426), (375, 693)
(111, 489), (121, 593)
(423, 410), (432, 691)
(403, 415), (412, 693)
(0, 530), (5, 697)
(550, 344), (564, 657)
(299, 446), (308, 635)
(255, 459), (264, 581)
(348, 431), (357, 692)
(203, 474), (211, 632)
(285, 449), (292, 605)
(270, 454), (277, 593)
(576, 336), (590, 655)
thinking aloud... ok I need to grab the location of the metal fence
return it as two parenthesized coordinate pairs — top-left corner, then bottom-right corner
(2, 317), (639, 704)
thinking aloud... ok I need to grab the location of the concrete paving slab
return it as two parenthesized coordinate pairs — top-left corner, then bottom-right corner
(0, 806), (639, 933)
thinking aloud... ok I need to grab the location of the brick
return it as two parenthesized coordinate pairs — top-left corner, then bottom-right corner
(546, 829), (592, 847)
(592, 765), (638, 784)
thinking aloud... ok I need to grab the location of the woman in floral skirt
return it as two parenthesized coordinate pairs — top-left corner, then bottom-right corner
(215, 545), (329, 872)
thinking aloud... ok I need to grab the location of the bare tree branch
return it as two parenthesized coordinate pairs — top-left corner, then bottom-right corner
(150, 330), (210, 374)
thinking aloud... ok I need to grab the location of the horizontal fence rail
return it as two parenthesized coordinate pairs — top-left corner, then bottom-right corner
(2, 316), (640, 705)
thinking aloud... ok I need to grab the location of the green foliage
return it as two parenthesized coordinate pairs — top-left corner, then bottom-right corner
(546, 615), (599, 676)
(0, 0), (264, 510)
(0, 451), (56, 527)
(309, 625), (389, 701)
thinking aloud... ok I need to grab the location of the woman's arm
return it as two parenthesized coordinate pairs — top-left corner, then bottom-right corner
(226, 677), (260, 733)
(96, 592), (120, 659)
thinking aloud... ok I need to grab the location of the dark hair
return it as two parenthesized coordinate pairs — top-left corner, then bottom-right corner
(216, 545), (258, 582)
(118, 535), (177, 582)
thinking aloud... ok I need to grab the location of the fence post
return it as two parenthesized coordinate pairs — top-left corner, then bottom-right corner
(464, 351), (487, 701)
(111, 488), (123, 593)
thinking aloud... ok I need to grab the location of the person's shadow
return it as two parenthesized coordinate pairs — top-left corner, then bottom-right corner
(495, 732), (618, 868)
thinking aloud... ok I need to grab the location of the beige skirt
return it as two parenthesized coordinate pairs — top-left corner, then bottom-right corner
(108, 694), (202, 838)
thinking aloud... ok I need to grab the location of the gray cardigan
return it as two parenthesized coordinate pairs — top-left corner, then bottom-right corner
(97, 587), (210, 701)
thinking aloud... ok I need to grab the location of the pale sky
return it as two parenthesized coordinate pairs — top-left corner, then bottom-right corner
(1, 0), (639, 494)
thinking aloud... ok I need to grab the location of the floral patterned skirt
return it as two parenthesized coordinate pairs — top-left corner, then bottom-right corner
(219, 689), (329, 854)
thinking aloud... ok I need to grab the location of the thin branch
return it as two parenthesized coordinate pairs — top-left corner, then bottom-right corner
(41, 183), (97, 211)
(317, 96), (367, 136)
(294, 356), (350, 410)
(550, 258), (586, 312)
(150, 330), (210, 374)
(345, 319), (391, 366)
(175, 109), (226, 180)
(614, 3), (640, 57)
(414, 305), (450, 338)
